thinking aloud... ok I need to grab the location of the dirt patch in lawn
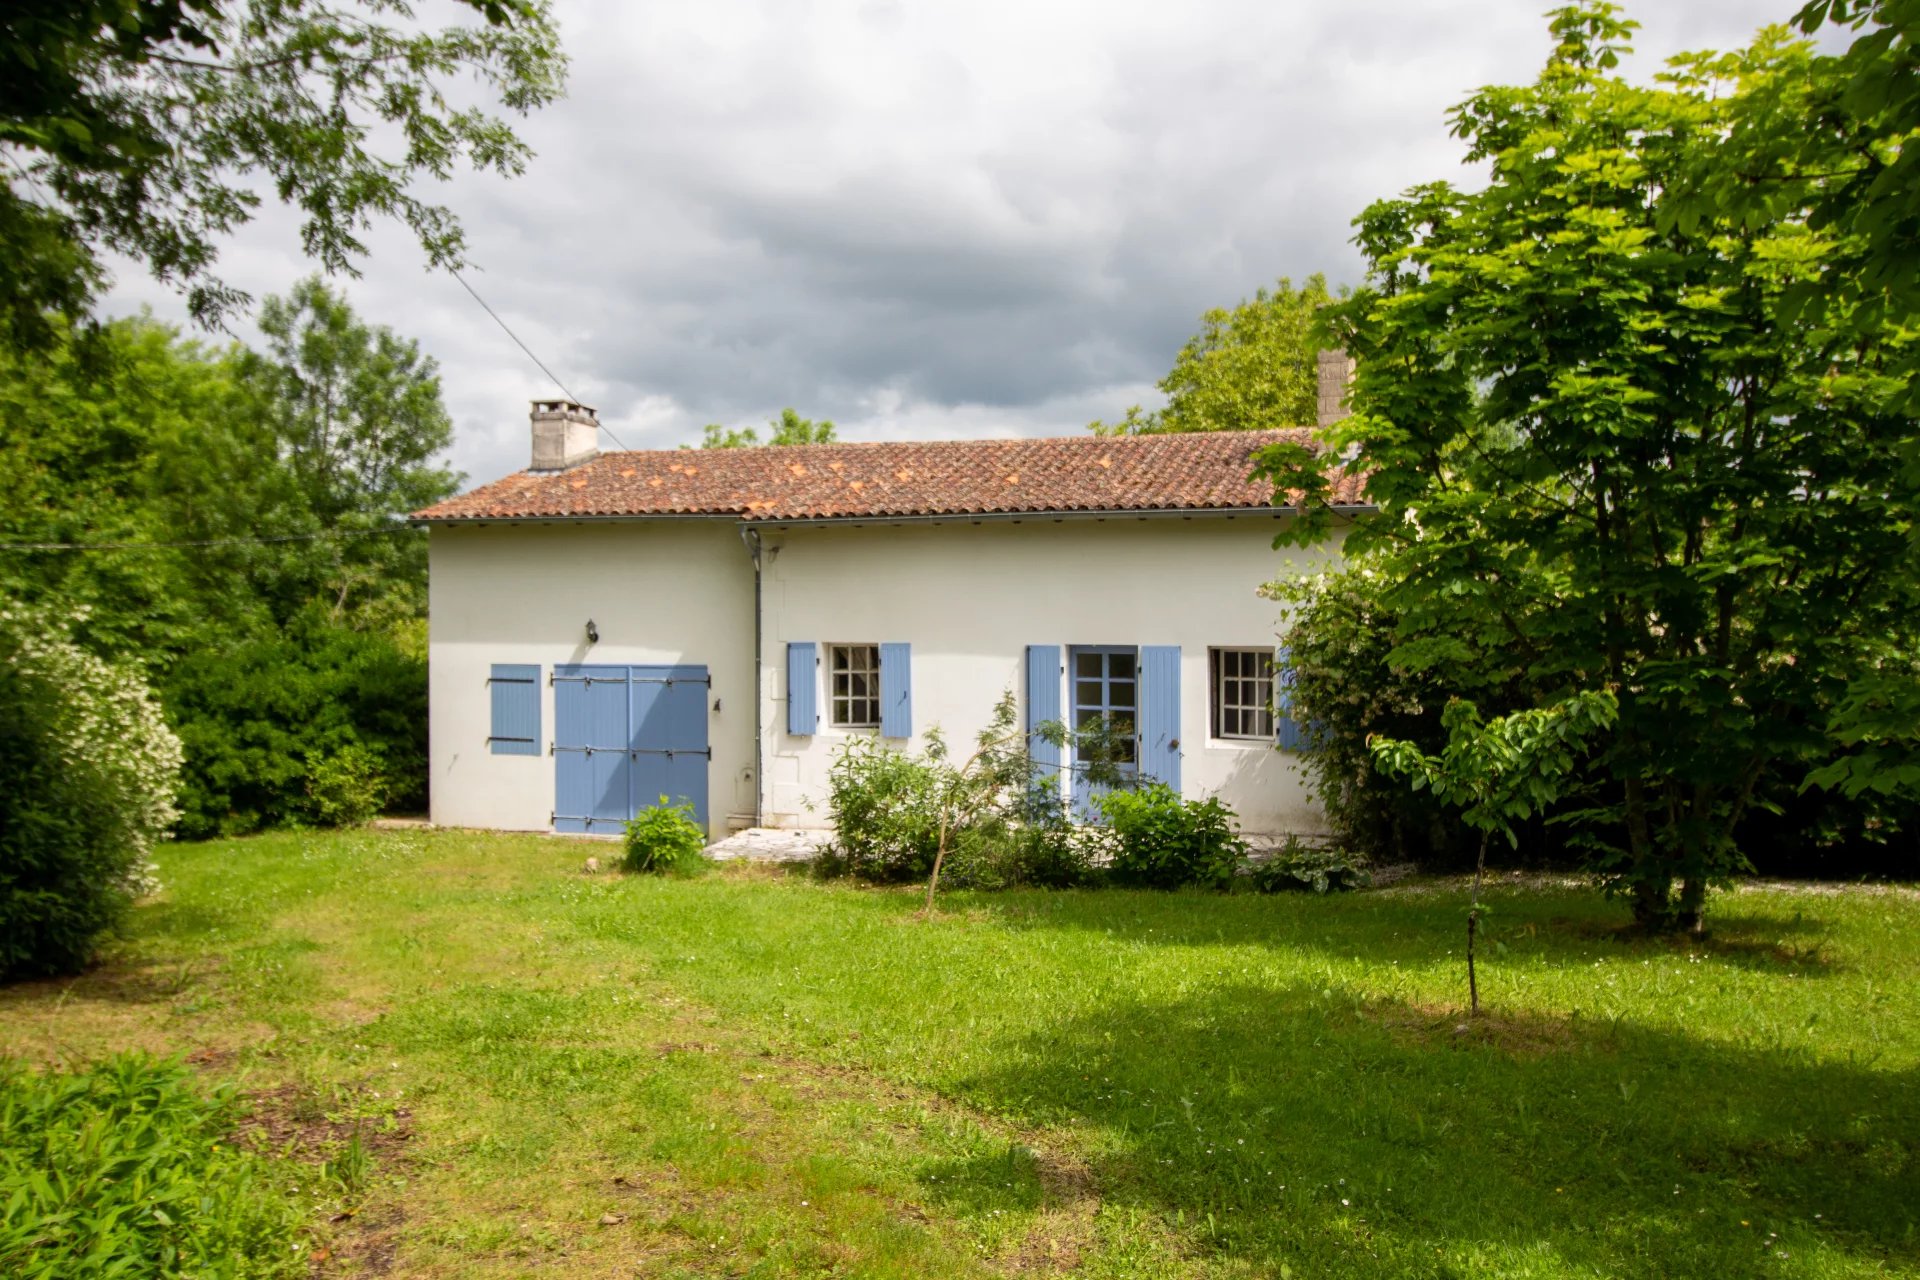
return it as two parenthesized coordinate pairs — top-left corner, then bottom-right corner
(236, 1081), (417, 1162)
(1374, 1000), (1599, 1058)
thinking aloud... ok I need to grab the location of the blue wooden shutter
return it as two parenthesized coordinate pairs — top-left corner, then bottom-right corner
(879, 642), (912, 738)
(553, 667), (591, 831)
(1140, 646), (1182, 791)
(489, 664), (540, 755)
(631, 665), (710, 830)
(787, 642), (817, 735)
(1026, 645), (1062, 782)
(1275, 646), (1305, 750)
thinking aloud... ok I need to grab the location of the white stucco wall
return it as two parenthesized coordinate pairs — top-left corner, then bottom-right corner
(426, 520), (757, 836)
(427, 511), (1346, 840)
(758, 514), (1346, 837)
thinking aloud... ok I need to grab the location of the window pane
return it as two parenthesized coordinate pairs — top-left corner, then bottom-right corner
(1075, 652), (1102, 678)
(829, 643), (881, 726)
(1075, 680), (1102, 710)
(1213, 647), (1280, 739)
(1107, 652), (1132, 679)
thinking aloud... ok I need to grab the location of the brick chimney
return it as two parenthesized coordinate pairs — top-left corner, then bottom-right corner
(529, 399), (599, 471)
(1315, 349), (1354, 430)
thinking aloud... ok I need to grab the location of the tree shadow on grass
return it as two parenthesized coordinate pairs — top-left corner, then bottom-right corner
(967, 885), (1848, 979)
(946, 980), (1918, 1278)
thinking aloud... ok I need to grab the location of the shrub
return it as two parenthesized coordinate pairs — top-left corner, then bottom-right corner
(0, 605), (183, 980)
(820, 705), (1119, 894)
(1096, 783), (1248, 890)
(303, 742), (389, 828)
(1250, 839), (1372, 894)
(818, 736), (945, 883)
(1005, 818), (1100, 888)
(163, 608), (427, 839)
(622, 797), (708, 874)
(0, 1054), (304, 1278)
(1264, 568), (1477, 867)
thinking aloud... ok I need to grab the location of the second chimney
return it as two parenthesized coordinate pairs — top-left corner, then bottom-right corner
(1315, 349), (1354, 430)
(530, 399), (599, 471)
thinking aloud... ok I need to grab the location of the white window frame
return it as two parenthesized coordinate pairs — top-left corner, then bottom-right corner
(1211, 647), (1276, 741)
(828, 643), (882, 729)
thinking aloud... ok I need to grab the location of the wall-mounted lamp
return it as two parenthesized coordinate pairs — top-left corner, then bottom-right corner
(585, 619), (599, 644)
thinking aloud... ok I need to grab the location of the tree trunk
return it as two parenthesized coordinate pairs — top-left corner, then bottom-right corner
(923, 811), (951, 915)
(1675, 876), (1708, 935)
(1468, 830), (1488, 1017)
(1630, 874), (1674, 932)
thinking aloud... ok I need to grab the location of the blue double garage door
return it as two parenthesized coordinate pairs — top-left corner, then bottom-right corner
(554, 664), (709, 835)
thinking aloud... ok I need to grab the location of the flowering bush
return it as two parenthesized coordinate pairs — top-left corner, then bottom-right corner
(0, 605), (182, 979)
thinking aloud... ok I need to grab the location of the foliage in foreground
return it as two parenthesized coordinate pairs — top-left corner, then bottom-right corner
(0, 604), (181, 979)
(0, 1054), (302, 1280)
(0, 0), (565, 346)
(622, 798), (709, 874)
(1263, 2), (1920, 929)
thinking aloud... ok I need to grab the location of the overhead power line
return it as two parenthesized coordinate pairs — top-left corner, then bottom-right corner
(0, 525), (420, 554)
(451, 269), (629, 451)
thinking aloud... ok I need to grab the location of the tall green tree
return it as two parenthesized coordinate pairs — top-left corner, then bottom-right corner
(240, 276), (458, 622)
(1092, 275), (1334, 435)
(694, 409), (838, 449)
(0, 295), (453, 836)
(1263, 4), (1919, 930)
(0, 0), (565, 347)
(1701, 0), (1920, 804)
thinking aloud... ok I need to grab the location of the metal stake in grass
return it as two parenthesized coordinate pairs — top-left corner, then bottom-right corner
(1369, 691), (1618, 1016)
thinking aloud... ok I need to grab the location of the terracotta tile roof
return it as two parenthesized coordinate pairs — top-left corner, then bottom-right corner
(413, 428), (1368, 524)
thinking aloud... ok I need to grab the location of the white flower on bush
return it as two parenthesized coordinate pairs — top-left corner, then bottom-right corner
(2, 603), (183, 974)
(1, 603), (183, 853)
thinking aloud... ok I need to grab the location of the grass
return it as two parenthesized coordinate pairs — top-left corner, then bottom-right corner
(1, 828), (1916, 1278)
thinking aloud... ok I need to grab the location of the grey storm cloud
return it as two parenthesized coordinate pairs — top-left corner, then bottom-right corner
(104, 0), (1805, 489)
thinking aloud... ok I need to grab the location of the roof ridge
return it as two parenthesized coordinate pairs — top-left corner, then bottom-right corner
(415, 426), (1362, 523)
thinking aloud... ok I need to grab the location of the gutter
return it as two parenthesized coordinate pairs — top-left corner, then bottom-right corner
(739, 525), (764, 827)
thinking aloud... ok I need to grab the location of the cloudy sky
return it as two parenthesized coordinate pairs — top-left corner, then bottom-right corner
(106, 0), (1799, 489)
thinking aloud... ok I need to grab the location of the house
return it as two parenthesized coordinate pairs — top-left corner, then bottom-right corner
(412, 359), (1368, 840)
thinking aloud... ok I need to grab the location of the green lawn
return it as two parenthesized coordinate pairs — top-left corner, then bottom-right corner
(3, 830), (1916, 1278)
